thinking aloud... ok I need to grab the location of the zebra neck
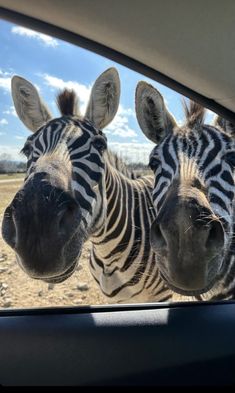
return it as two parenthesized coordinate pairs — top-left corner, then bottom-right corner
(90, 162), (155, 267)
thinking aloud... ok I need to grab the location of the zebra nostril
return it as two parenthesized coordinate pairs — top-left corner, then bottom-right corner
(57, 200), (79, 237)
(2, 206), (17, 249)
(150, 220), (167, 250)
(205, 220), (224, 251)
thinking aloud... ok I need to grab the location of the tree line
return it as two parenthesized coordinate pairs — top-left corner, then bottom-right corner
(0, 153), (26, 174)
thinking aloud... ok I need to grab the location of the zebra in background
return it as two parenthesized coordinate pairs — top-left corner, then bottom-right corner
(2, 68), (172, 303)
(135, 81), (235, 301)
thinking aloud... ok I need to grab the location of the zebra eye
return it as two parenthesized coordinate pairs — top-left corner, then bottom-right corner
(93, 136), (107, 153)
(224, 151), (235, 167)
(149, 156), (160, 171)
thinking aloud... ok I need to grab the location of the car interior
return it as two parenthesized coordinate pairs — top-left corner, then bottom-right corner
(0, 0), (235, 386)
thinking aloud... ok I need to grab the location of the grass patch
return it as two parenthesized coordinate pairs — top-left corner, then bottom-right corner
(0, 173), (25, 180)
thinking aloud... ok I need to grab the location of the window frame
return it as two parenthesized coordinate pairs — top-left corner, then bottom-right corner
(1, 4), (235, 386)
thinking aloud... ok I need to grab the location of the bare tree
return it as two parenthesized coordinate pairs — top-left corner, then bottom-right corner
(0, 153), (26, 174)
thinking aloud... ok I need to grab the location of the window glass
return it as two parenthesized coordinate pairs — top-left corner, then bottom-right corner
(0, 19), (220, 309)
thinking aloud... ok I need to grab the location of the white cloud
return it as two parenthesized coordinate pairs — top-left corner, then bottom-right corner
(0, 119), (8, 125)
(112, 128), (137, 138)
(207, 109), (215, 115)
(42, 74), (91, 113)
(0, 77), (11, 91)
(0, 69), (13, 92)
(118, 106), (135, 117)
(0, 69), (12, 77)
(3, 106), (17, 117)
(204, 109), (217, 124)
(15, 135), (25, 140)
(11, 26), (58, 47)
(109, 141), (154, 164)
(105, 105), (137, 138)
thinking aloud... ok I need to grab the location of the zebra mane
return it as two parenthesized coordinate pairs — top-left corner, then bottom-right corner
(56, 89), (80, 116)
(106, 150), (136, 179)
(182, 99), (206, 128)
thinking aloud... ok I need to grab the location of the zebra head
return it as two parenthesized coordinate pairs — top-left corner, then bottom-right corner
(135, 82), (235, 296)
(2, 68), (120, 283)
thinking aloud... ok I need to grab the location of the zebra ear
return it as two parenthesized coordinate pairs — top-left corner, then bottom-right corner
(214, 115), (235, 137)
(11, 76), (52, 132)
(85, 67), (120, 129)
(135, 81), (177, 144)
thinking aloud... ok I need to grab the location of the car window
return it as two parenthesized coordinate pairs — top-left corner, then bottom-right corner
(0, 18), (229, 310)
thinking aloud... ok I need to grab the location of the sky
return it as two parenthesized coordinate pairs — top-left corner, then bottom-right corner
(0, 19), (215, 164)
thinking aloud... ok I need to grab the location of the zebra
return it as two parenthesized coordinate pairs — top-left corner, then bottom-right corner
(135, 81), (235, 301)
(2, 68), (172, 304)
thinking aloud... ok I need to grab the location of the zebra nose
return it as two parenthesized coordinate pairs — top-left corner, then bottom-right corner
(150, 211), (225, 256)
(57, 199), (80, 239)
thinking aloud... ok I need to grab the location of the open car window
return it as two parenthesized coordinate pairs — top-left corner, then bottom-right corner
(1, 17), (226, 309)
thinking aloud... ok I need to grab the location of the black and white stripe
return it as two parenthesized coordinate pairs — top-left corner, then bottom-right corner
(135, 81), (235, 301)
(6, 69), (173, 303)
(151, 126), (235, 300)
(23, 115), (172, 303)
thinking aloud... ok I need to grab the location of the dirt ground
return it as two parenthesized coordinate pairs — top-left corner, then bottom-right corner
(0, 177), (107, 309)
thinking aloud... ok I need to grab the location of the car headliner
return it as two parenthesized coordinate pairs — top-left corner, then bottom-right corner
(0, 0), (235, 122)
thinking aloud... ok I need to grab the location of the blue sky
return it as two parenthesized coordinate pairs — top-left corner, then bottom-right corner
(0, 19), (214, 164)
